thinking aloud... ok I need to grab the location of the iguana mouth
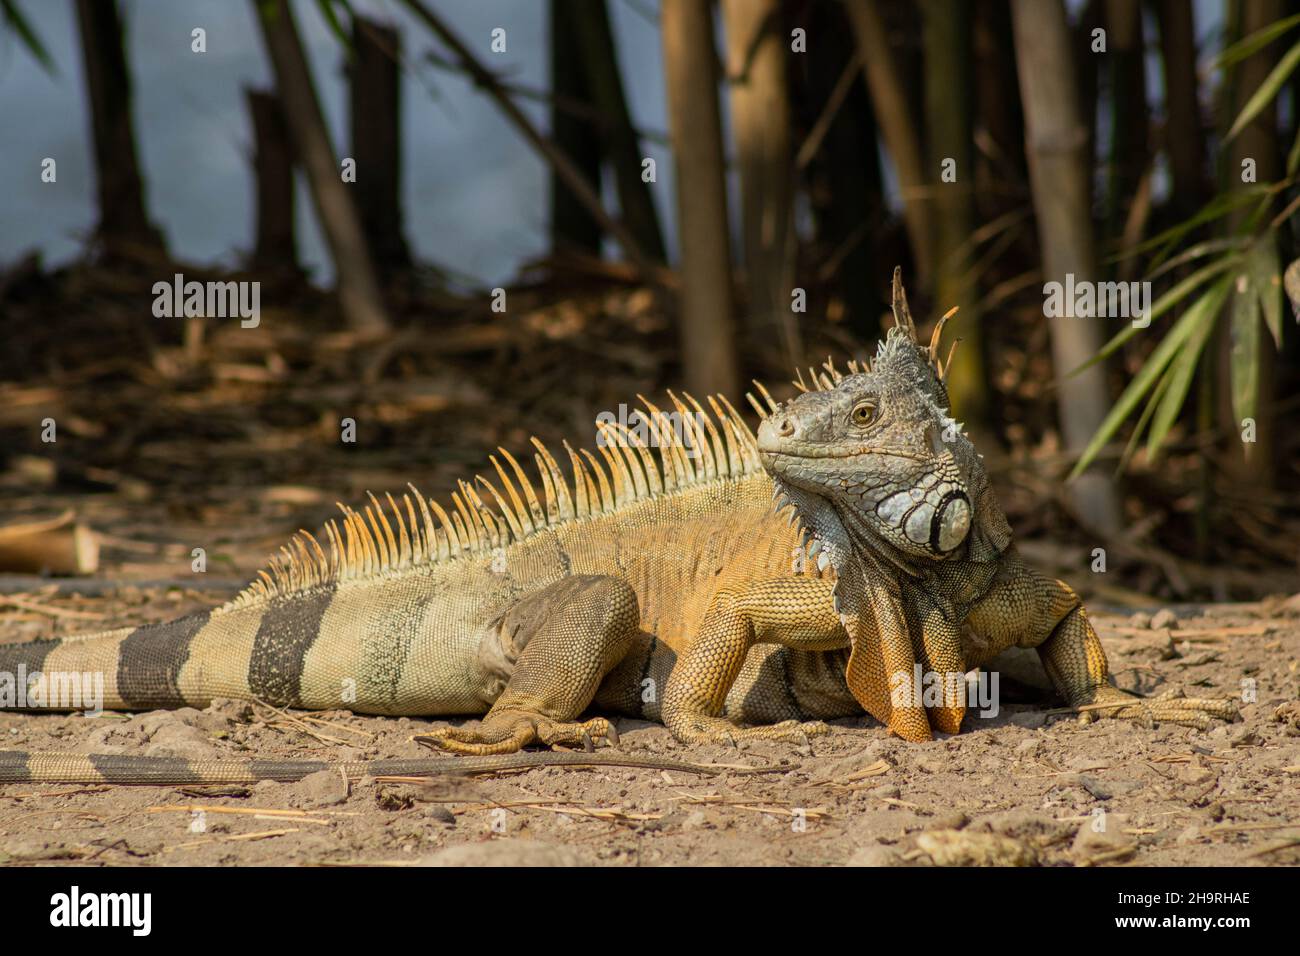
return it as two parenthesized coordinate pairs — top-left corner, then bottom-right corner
(758, 442), (934, 466)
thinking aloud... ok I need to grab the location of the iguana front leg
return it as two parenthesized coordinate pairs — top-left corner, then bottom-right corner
(662, 578), (848, 744)
(422, 575), (640, 755)
(965, 552), (1238, 730)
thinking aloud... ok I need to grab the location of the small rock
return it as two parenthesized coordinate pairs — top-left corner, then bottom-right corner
(846, 844), (902, 867)
(867, 784), (901, 801)
(1070, 816), (1135, 861)
(136, 710), (178, 737)
(1075, 774), (1113, 800)
(681, 809), (710, 830)
(143, 722), (219, 760)
(78, 722), (140, 755)
(418, 840), (592, 866)
(295, 769), (349, 808)
(932, 811), (969, 831)
(1128, 612), (1152, 629)
(1229, 728), (1261, 748)
(1175, 825), (1202, 846)
(977, 810), (1073, 845)
(1173, 764), (1213, 785)
(640, 810), (684, 832)
(123, 836), (164, 857)
(423, 805), (456, 825)
(1149, 609), (1179, 631)
(205, 698), (253, 723)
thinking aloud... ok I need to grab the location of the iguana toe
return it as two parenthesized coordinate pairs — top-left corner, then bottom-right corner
(671, 716), (830, 746)
(415, 722), (535, 755)
(538, 716), (619, 749)
(417, 713), (621, 755)
(1075, 685), (1238, 731)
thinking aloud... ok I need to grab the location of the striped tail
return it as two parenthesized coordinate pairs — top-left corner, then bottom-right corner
(1, 611), (219, 712)
(0, 594), (328, 712)
(0, 750), (737, 784)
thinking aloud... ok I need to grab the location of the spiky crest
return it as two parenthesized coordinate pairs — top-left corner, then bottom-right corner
(229, 392), (767, 608)
(751, 269), (958, 414)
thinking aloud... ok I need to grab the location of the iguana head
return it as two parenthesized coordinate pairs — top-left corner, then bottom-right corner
(756, 270), (1001, 575)
(756, 339), (972, 564)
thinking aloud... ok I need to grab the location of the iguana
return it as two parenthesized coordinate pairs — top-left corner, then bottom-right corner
(0, 271), (1234, 785)
(750, 270), (1237, 742)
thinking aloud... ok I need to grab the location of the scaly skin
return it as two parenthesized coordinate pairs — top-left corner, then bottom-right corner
(731, 269), (1238, 742)
(0, 392), (860, 782)
(0, 273), (1237, 782)
(0, 749), (767, 785)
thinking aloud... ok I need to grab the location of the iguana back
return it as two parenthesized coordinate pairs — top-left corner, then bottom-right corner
(1, 393), (821, 725)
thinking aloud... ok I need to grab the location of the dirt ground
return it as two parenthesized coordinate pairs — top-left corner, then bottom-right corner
(1, 592), (1297, 867)
(1, 272), (1297, 866)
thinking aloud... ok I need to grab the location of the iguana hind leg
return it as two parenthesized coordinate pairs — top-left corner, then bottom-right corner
(662, 577), (848, 745)
(421, 575), (640, 755)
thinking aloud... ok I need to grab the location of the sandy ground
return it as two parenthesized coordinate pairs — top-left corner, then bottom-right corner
(1, 590), (1297, 867)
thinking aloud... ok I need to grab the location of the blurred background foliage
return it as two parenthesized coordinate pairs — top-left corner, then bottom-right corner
(0, 0), (1297, 600)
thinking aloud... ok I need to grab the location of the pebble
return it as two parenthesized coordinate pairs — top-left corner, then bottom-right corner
(846, 844), (902, 867)
(1149, 609), (1180, 631)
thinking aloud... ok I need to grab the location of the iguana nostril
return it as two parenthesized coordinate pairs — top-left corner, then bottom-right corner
(778, 417), (795, 437)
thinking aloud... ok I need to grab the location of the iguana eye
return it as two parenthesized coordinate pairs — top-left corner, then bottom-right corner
(850, 401), (878, 427)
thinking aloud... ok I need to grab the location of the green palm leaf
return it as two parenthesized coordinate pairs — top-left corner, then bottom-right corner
(1146, 278), (1231, 457)
(1212, 11), (1300, 69)
(1246, 237), (1283, 348)
(1226, 39), (1300, 142)
(1069, 256), (1237, 377)
(1070, 288), (1227, 478)
(0, 0), (55, 74)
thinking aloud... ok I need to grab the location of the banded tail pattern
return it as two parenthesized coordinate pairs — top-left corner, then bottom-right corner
(0, 391), (771, 716)
(0, 750), (734, 784)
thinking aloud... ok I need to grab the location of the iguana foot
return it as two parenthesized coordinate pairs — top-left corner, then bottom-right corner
(1073, 685), (1238, 731)
(418, 712), (620, 755)
(668, 716), (830, 746)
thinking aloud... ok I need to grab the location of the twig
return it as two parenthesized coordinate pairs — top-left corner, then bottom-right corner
(295, 712), (375, 740)
(251, 697), (350, 745)
(795, 50), (861, 171)
(809, 757), (891, 787)
(1245, 836), (1300, 858)
(163, 828), (300, 853)
(0, 595), (105, 621)
(399, 0), (661, 286)
(147, 804), (359, 819)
